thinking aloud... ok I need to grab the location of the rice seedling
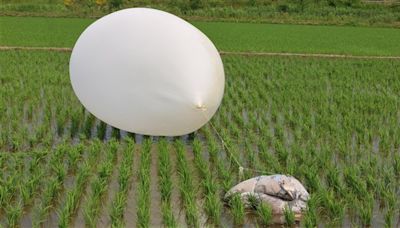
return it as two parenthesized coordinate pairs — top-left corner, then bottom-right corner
(110, 138), (134, 227)
(96, 121), (107, 140)
(70, 110), (81, 138)
(82, 112), (95, 139)
(157, 138), (177, 226)
(359, 194), (374, 226)
(283, 206), (295, 226)
(343, 166), (368, 200)
(229, 193), (244, 225)
(161, 202), (177, 228)
(19, 151), (46, 206)
(34, 176), (63, 227)
(58, 161), (90, 228)
(0, 168), (20, 209)
(192, 138), (222, 224)
(5, 201), (23, 228)
(111, 127), (121, 139)
(320, 189), (345, 224)
(136, 138), (152, 228)
(256, 202), (273, 226)
(27, 146), (66, 227)
(174, 139), (199, 227)
(326, 164), (344, 196)
(384, 208), (394, 228)
(83, 140), (117, 227)
(204, 193), (221, 224)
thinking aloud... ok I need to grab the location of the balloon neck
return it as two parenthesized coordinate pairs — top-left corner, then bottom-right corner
(196, 103), (207, 111)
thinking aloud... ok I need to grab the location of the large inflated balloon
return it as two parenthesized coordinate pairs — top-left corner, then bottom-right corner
(70, 8), (224, 136)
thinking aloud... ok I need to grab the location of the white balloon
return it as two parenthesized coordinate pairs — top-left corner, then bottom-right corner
(70, 8), (224, 136)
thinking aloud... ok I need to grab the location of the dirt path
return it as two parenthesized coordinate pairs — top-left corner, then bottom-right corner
(0, 46), (72, 52)
(219, 50), (400, 60)
(1, 45), (400, 60)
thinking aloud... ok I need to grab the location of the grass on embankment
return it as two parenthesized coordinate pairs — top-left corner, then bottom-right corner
(1, 16), (400, 56)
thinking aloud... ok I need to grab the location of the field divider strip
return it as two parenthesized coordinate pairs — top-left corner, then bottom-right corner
(219, 50), (400, 60)
(0, 46), (73, 52)
(1, 46), (400, 60)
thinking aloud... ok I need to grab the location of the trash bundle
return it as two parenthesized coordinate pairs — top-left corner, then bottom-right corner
(225, 175), (309, 223)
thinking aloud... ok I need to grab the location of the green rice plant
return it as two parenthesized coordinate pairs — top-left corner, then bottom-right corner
(0, 169), (19, 209)
(359, 194), (374, 226)
(326, 164), (344, 196)
(161, 202), (177, 228)
(136, 138), (152, 228)
(320, 189), (345, 223)
(66, 144), (84, 172)
(158, 139), (172, 202)
(56, 110), (66, 137)
(34, 177), (63, 227)
(283, 206), (295, 226)
(302, 208), (317, 228)
(58, 161), (90, 228)
(302, 192), (321, 227)
(174, 139), (199, 227)
(110, 192), (127, 227)
(303, 164), (321, 193)
(229, 193), (244, 225)
(6, 201), (23, 228)
(20, 152), (45, 206)
(381, 187), (396, 212)
(157, 138), (177, 226)
(84, 165), (111, 221)
(27, 146), (66, 227)
(83, 141), (117, 227)
(20, 169), (43, 205)
(96, 121), (107, 140)
(110, 139), (134, 227)
(87, 139), (102, 165)
(204, 193), (221, 224)
(83, 112), (95, 138)
(384, 208), (394, 228)
(111, 127), (121, 139)
(343, 166), (368, 200)
(83, 166), (112, 227)
(246, 193), (259, 210)
(192, 138), (222, 224)
(256, 202), (273, 226)
(393, 154), (400, 179)
(70, 109), (81, 138)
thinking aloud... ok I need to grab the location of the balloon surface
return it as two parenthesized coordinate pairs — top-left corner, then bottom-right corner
(70, 8), (225, 136)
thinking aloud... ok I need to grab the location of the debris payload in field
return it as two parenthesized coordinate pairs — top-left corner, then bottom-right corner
(225, 175), (309, 223)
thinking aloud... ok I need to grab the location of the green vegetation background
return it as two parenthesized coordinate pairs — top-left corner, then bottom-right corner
(1, 0), (400, 28)
(1, 16), (400, 56)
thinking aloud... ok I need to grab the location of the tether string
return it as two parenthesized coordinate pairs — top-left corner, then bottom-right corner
(199, 107), (271, 179)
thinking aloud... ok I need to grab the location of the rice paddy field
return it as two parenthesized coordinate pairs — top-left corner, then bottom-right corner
(1, 16), (400, 227)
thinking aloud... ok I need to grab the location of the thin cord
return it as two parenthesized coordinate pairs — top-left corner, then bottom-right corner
(200, 109), (272, 178)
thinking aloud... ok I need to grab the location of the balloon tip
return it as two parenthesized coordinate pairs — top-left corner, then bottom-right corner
(196, 103), (207, 111)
